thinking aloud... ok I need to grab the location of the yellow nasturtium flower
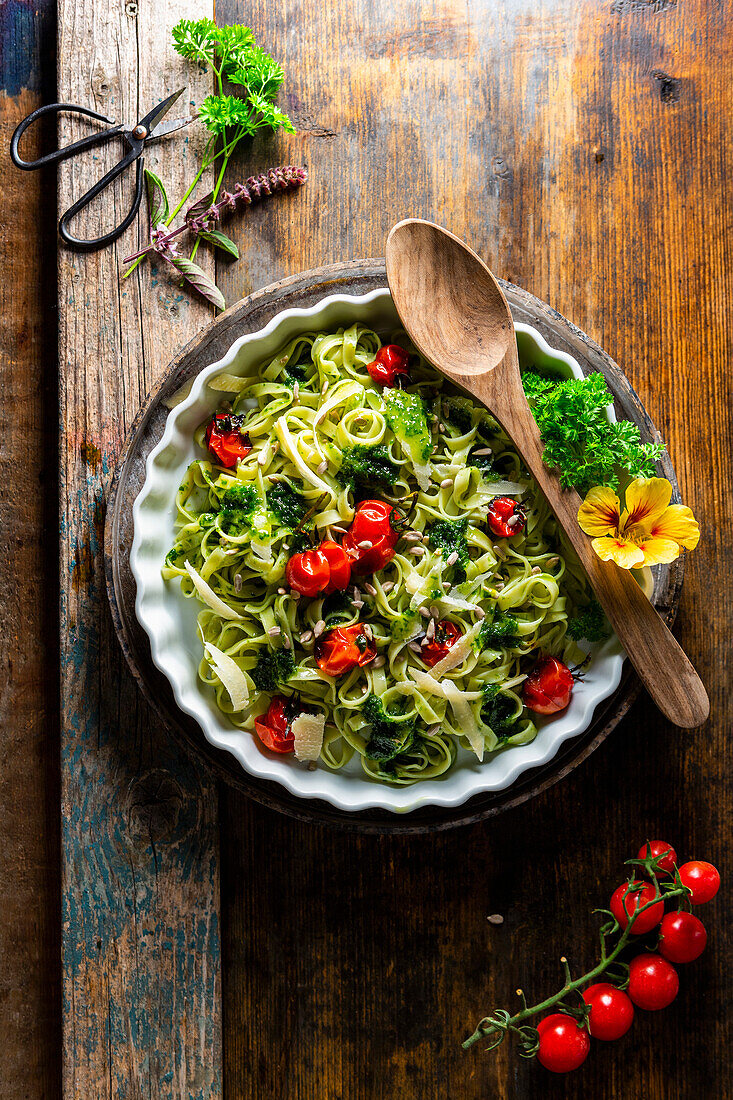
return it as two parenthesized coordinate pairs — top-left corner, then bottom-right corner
(577, 477), (700, 569)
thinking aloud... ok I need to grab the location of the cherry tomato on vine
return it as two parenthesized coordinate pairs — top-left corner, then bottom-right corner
(319, 539), (352, 593)
(582, 983), (634, 1041)
(205, 412), (252, 468)
(678, 861), (721, 905)
(314, 624), (377, 677)
(522, 655), (574, 715)
(286, 547), (330, 597)
(253, 696), (295, 753)
(609, 881), (664, 934)
(367, 344), (411, 387)
(535, 1014), (590, 1073)
(343, 499), (400, 574)
(658, 911), (707, 964)
(627, 954), (679, 1011)
(637, 840), (678, 876)
(487, 496), (526, 538)
(421, 620), (463, 667)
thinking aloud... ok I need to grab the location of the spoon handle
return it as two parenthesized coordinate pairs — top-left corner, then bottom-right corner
(488, 373), (709, 729)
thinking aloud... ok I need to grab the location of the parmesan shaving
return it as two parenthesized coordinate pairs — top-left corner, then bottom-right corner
(184, 561), (243, 620)
(429, 621), (482, 676)
(292, 712), (325, 762)
(443, 680), (484, 761)
(204, 643), (249, 711)
(481, 479), (526, 497)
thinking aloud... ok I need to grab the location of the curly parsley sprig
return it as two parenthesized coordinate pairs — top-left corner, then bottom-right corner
(124, 19), (297, 295)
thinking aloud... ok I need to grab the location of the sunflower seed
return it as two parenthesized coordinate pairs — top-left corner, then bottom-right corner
(446, 550), (459, 566)
(531, 565), (542, 575)
(439, 422), (446, 432)
(547, 556), (560, 567)
(487, 914), (504, 926)
(506, 514), (521, 528)
(234, 574), (242, 593)
(408, 641), (422, 653)
(440, 477), (454, 489)
(291, 590), (300, 600)
(321, 380), (329, 394)
(316, 459), (328, 475)
(364, 582), (377, 597)
(257, 450), (268, 466)
(474, 607), (486, 620)
(362, 684), (369, 694)
(351, 599), (365, 609)
(426, 723), (441, 737)
(267, 626), (281, 636)
(429, 604), (441, 619)
(292, 381), (300, 402)
(353, 586), (361, 601)
(419, 606), (431, 618)
(410, 546), (425, 557)
(425, 620), (435, 640)
(473, 446), (493, 456)
(403, 531), (422, 542)
(299, 630), (313, 644)
(363, 624), (373, 640)
(332, 525), (348, 535)
(314, 619), (326, 638)
(381, 581), (395, 593)
(282, 636), (291, 650)
(357, 540), (373, 550)
(277, 587), (287, 595)
(372, 655), (386, 668)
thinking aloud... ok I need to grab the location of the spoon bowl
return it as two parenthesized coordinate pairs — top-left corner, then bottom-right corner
(386, 218), (709, 729)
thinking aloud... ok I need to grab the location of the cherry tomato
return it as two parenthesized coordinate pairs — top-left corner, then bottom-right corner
(536, 1014), (590, 1073)
(678, 860), (721, 905)
(637, 840), (678, 876)
(609, 881), (664, 934)
(367, 344), (411, 387)
(343, 499), (400, 575)
(286, 547), (330, 597)
(522, 655), (574, 715)
(627, 953), (679, 1011)
(658, 911), (707, 964)
(421, 620), (463, 667)
(487, 496), (526, 538)
(320, 539), (352, 593)
(315, 624), (377, 677)
(253, 696), (295, 753)
(205, 412), (252, 468)
(582, 983), (634, 1041)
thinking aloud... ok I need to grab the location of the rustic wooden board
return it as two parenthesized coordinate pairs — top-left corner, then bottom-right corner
(106, 261), (683, 832)
(210, 0), (732, 1097)
(56, 1), (222, 1097)
(0, 3), (60, 1098)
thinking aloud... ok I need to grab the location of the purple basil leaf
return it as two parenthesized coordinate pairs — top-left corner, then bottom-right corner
(167, 253), (226, 311)
(185, 191), (215, 223)
(198, 229), (240, 259)
(144, 169), (169, 228)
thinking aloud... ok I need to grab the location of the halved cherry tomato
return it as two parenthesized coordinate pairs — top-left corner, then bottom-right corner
(678, 860), (721, 905)
(286, 547), (330, 597)
(421, 620), (462, 667)
(582, 983), (634, 1041)
(536, 1013), (590, 1073)
(609, 881), (664, 934)
(627, 953), (679, 1011)
(637, 840), (678, 876)
(205, 412), (252, 468)
(658, 911), (707, 963)
(315, 624), (377, 676)
(254, 696), (295, 753)
(522, 655), (574, 714)
(367, 344), (411, 387)
(343, 499), (400, 575)
(320, 539), (352, 594)
(487, 496), (526, 538)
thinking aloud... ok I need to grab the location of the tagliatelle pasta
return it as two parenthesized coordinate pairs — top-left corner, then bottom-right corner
(162, 324), (597, 785)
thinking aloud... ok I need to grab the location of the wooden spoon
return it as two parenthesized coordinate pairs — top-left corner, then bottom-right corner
(385, 218), (708, 728)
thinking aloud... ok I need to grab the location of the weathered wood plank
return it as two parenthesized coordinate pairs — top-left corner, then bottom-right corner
(57, 1), (222, 1096)
(0, 2), (60, 1097)
(215, 0), (733, 1096)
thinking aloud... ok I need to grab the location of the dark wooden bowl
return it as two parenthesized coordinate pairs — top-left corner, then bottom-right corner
(104, 259), (683, 834)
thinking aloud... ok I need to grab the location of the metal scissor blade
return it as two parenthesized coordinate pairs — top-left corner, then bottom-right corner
(135, 87), (185, 137)
(147, 113), (196, 142)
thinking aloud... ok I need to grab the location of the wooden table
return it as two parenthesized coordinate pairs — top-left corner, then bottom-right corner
(2, 1), (731, 1097)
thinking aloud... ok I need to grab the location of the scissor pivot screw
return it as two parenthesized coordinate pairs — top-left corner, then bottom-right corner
(132, 124), (148, 140)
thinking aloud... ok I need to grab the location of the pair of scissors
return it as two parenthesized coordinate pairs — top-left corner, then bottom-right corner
(10, 88), (192, 252)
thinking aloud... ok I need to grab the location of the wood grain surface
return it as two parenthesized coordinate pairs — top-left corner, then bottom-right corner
(56, 0), (222, 1097)
(0, 3), (60, 1097)
(2, 0), (730, 1097)
(212, 0), (732, 1097)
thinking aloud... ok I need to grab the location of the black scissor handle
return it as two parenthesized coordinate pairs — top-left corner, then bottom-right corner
(58, 138), (146, 252)
(10, 102), (123, 170)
